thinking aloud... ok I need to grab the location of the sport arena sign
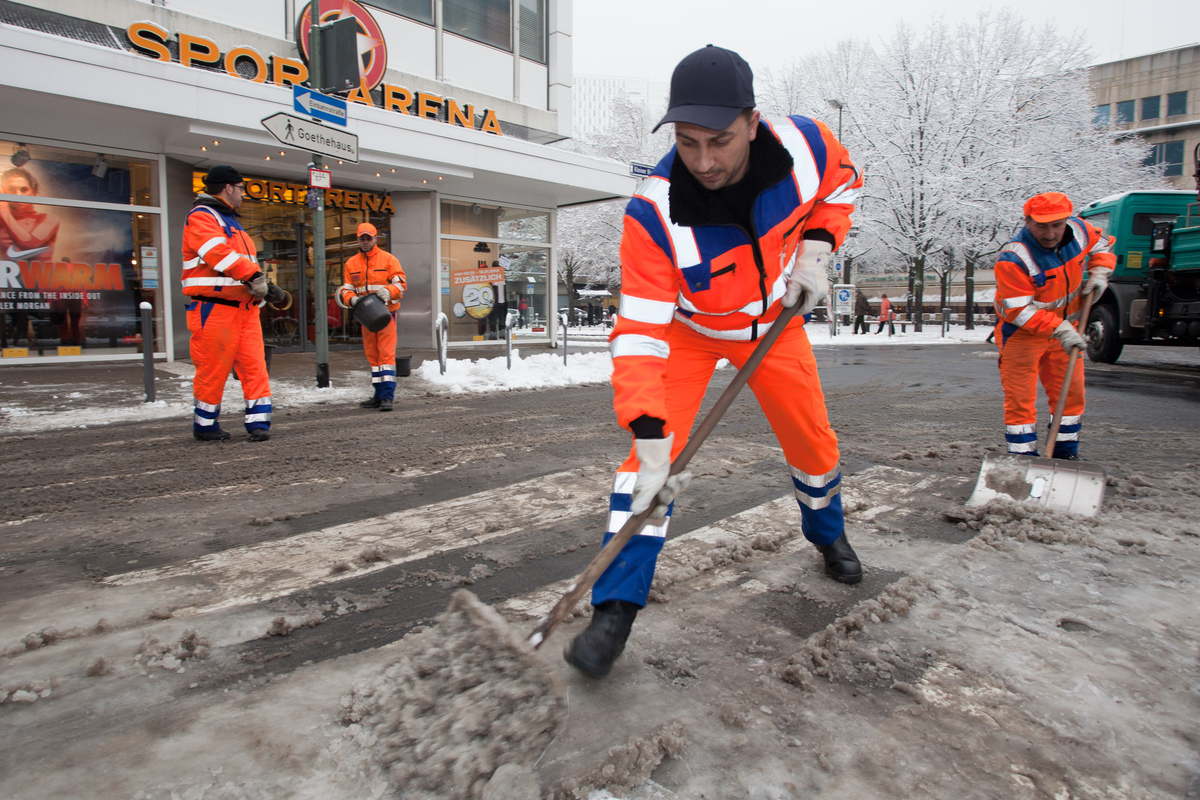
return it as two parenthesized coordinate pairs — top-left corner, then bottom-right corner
(126, 1), (504, 136)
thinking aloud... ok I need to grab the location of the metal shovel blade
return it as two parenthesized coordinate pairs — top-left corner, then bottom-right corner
(966, 453), (1106, 517)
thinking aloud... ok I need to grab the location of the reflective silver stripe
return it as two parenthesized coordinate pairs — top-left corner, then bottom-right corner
(673, 312), (776, 341)
(638, 178), (702, 268)
(1001, 295), (1034, 309)
(795, 484), (841, 510)
(789, 463), (841, 488)
(823, 183), (859, 206)
(193, 415), (217, 427)
(338, 283), (355, 292)
(195, 399), (220, 412)
(211, 252), (240, 273)
(1006, 424), (1035, 435)
(607, 509), (669, 538)
(197, 236), (224, 258)
(366, 284), (390, 290)
(183, 277), (240, 288)
(1066, 219), (1086, 248)
(1007, 441), (1037, 453)
(610, 333), (670, 359)
(1012, 306), (1038, 327)
(675, 274), (784, 318)
(390, 276), (403, 284)
(1001, 242), (1041, 277)
(183, 257), (200, 269)
(1033, 296), (1068, 310)
(768, 117), (821, 202)
(1090, 232), (1114, 255)
(245, 396), (271, 408)
(1056, 415), (1082, 442)
(244, 413), (271, 424)
(620, 294), (676, 324)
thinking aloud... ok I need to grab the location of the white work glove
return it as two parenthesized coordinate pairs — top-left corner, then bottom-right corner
(348, 294), (361, 307)
(1051, 320), (1086, 352)
(782, 240), (831, 313)
(1083, 267), (1111, 297)
(375, 287), (392, 303)
(630, 433), (693, 518)
(245, 272), (269, 299)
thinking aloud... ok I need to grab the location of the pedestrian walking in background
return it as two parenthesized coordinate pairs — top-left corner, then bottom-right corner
(338, 223), (406, 412)
(853, 289), (870, 334)
(181, 166), (272, 442)
(875, 293), (894, 335)
(992, 192), (1114, 459)
(565, 45), (865, 680)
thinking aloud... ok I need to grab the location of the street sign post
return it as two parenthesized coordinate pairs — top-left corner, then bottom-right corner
(261, 113), (359, 163)
(831, 283), (854, 337)
(293, 85), (348, 126)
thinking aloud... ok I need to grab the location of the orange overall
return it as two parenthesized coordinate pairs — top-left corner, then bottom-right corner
(993, 217), (1114, 457)
(181, 197), (271, 435)
(595, 115), (861, 607)
(340, 247), (406, 400)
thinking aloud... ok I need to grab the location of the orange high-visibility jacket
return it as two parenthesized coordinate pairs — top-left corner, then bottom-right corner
(181, 196), (261, 304)
(993, 217), (1115, 341)
(610, 115), (861, 429)
(339, 247), (406, 312)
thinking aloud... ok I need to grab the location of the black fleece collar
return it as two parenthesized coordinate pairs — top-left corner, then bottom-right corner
(194, 193), (240, 217)
(667, 121), (795, 228)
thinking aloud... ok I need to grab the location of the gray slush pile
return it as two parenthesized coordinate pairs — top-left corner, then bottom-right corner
(341, 590), (567, 798)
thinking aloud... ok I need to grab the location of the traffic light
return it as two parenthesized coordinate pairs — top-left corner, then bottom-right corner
(319, 16), (359, 93)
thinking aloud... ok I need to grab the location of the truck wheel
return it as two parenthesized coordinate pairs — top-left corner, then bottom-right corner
(1086, 303), (1123, 364)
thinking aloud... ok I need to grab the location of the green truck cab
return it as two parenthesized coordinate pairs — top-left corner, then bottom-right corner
(1077, 190), (1200, 362)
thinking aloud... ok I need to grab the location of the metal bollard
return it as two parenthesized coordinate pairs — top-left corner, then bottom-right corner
(559, 312), (568, 366)
(140, 302), (155, 403)
(941, 307), (950, 338)
(505, 312), (514, 370)
(435, 312), (449, 375)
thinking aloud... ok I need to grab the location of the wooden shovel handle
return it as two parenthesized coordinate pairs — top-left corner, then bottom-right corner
(1046, 291), (1096, 454)
(527, 302), (804, 648)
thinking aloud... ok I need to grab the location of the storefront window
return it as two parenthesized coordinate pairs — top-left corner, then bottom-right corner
(193, 172), (393, 351)
(1, 140), (161, 360)
(439, 199), (551, 342)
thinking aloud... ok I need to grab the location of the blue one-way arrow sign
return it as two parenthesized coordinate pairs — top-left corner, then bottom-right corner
(293, 86), (348, 127)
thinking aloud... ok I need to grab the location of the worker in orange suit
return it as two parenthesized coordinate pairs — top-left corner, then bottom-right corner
(564, 46), (864, 680)
(992, 192), (1115, 459)
(181, 166), (272, 442)
(338, 222), (406, 412)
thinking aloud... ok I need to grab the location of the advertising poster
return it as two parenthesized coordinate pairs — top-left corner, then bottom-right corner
(0, 157), (141, 352)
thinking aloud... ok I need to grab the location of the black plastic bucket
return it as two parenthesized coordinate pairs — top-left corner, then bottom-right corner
(397, 356), (412, 377)
(352, 293), (391, 333)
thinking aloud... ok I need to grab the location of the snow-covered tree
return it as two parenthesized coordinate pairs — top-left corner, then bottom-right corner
(554, 92), (673, 310)
(760, 12), (1165, 328)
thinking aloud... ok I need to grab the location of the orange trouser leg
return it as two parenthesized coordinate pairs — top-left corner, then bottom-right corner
(1038, 339), (1085, 457)
(232, 306), (271, 433)
(362, 315), (397, 399)
(594, 320), (845, 608)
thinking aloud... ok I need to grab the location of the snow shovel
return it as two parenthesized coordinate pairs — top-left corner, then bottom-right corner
(966, 293), (1106, 517)
(527, 301), (804, 648)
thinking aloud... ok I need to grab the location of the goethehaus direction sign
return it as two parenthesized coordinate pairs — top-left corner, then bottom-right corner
(261, 113), (359, 163)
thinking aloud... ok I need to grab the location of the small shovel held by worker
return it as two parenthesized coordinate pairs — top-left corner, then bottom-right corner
(967, 293), (1106, 516)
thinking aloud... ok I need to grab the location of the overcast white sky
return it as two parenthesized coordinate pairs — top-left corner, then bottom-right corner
(572, 0), (1199, 81)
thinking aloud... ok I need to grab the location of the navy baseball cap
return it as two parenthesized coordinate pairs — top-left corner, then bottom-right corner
(653, 45), (755, 133)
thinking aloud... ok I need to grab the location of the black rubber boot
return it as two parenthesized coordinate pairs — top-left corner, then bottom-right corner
(193, 428), (230, 441)
(563, 600), (640, 678)
(360, 397), (382, 408)
(816, 533), (863, 584)
(249, 430), (270, 442)
(379, 398), (393, 412)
